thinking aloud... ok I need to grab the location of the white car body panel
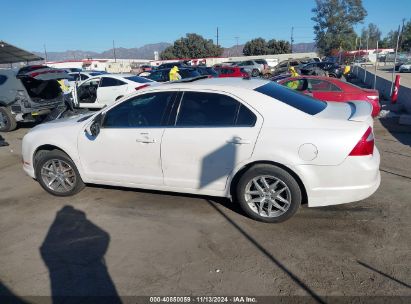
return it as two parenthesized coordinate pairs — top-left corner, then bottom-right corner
(72, 74), (156, 109)
(22, 78), (380, 208)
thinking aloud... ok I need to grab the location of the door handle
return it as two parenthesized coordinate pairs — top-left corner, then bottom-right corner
(227, 137), (251, 145)
(136, 134), (156, 143)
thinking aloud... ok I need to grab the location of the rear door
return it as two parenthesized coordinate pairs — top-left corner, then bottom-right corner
(161, 91), (262, 192)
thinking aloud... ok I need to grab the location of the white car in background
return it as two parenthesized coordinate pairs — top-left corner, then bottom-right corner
(68, 71), (107, 84)
(22, 78), (380, 223)
(72, 74), (156, 108)
(399, 62), (411, 73)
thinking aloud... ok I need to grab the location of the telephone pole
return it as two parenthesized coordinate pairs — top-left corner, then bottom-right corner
(290, 27), (294, 53)
(235, 36), (239, 55)
(43, 44), (48, 63)
(113, 40), (117, 63)
(216, 27), (219, 47)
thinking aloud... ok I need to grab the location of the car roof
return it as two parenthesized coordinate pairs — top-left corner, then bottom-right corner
(160, 77), (269, 90)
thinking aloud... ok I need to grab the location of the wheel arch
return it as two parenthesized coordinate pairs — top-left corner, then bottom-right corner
(33, 144), (72, 169)
(229, 160), (308, 205)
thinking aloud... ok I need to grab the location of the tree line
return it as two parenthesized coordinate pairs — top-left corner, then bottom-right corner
(160, 0), (411, 60)
(312, 0), (411, 55)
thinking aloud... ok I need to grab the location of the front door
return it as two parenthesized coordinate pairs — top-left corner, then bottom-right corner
(161, 91), (262, 191)
(78, 91), (176, 185)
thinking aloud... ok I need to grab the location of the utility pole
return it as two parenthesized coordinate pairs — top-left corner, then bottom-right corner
(43, 44), (48, 63)
(113, 40), (117, 63)
(235, 36), (239, 55)
(390, 25), (401, 95)
(290, 26), (294, 53)
(216, 27), (219, 47)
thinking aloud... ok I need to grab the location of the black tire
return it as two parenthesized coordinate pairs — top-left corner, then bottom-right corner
(34, 150), (85, 197)
(0, 107), (17, 132)
(251, 69), (259, 77)
(235, 164), (301, 223)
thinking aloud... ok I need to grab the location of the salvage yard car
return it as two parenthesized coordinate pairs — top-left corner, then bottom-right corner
(0, 67), (68, 132)
(72, 74), (156, 109)
(278, 76), (381, 117)
(22, 78), (380, 223)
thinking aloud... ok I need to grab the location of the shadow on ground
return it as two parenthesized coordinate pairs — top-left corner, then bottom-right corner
(40, 205), (122, 304)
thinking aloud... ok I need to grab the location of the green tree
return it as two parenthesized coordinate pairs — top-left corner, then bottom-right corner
(243, 38), (268, 56)
(312, 0), (367, 56)
(400, 20), (411, 52)
(160, 33), (223, 60)
(361, 23), (381, 49)
(267, 39), (291, 54)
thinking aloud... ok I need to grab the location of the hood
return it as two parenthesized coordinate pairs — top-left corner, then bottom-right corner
(30, 113), (93, 132)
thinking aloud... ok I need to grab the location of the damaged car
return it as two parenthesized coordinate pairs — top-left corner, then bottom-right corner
(0, 67), (68, 132)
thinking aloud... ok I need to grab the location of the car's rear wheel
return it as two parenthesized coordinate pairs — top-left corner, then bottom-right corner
(236, 165), (301, 223)
(35, 150), (85, 196)
(251, 69), (259, 77)
(0, 107), (17, 132)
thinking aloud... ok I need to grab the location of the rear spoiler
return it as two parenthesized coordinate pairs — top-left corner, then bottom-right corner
(347, 101), (373, 126)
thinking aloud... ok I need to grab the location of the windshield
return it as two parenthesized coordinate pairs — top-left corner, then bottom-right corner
(254, 82), (327, 115)
(125, 76), (154, 83)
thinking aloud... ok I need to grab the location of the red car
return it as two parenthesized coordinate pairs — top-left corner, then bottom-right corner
(215, 66), (249, 78)
(278, 76), (381, 117)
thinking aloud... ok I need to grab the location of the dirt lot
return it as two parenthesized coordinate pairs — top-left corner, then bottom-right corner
(0, 116), (410, 302)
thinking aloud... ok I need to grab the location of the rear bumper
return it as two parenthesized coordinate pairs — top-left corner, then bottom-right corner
(294, 148), (381, 207)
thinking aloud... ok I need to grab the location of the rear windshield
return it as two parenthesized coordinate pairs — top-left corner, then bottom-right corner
(125, 76), (154, 83)
(254, 82), (327, 115)
(179, 69), (201, 78)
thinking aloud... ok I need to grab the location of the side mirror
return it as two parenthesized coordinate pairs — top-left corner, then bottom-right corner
(85, 113), (102, 137)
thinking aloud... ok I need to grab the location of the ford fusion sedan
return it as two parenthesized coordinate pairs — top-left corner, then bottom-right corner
(22, 78), (380, 223)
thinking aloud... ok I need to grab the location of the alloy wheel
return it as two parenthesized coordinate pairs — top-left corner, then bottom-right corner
(244, 175), (292, 218)
(40, 159), (77, 193)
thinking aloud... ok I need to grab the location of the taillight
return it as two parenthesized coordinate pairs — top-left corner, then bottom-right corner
(349, 127), (374, 156)
(135, 84), (150, 90)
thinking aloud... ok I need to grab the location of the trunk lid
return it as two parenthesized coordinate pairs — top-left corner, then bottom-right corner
(315, 101), (373, 126)
(21, 68), (70, 81)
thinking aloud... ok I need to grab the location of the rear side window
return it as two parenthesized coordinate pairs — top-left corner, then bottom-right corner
(176, 92), (256, 127)
(100, 77), (126, 87)
(255, 82), (327, 115)
(308, 79), (341, 92)
(0, 75), (8, 85)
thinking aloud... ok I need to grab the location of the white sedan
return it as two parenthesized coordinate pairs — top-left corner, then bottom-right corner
(22, 78), (380, 223)
(399, 62), (411, 73)
(72, 74), (156, 109)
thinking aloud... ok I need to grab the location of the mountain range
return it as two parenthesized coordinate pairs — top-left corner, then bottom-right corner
(33, 42), (316, 61)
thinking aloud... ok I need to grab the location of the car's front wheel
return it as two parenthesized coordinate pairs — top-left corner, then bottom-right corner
(35, 150), (85, 196)
(236, 164), (302, 223)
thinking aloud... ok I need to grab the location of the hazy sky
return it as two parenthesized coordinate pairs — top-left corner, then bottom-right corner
(1, 0), (409, 52)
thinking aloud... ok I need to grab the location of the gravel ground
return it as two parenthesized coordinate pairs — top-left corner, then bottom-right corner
(0, 116), (410, 303)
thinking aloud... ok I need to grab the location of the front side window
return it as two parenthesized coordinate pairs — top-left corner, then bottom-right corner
(176, 92), (255, 127)
(100, 77), (126, 87)
(283, 79), (306, 91)
(103, 92), (174, 128)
